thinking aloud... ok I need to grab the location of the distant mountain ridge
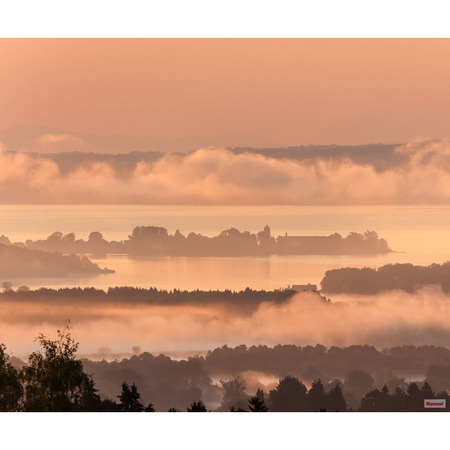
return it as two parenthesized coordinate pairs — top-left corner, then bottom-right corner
(0, 124), (283, 154)
(0, 124), (406, 175)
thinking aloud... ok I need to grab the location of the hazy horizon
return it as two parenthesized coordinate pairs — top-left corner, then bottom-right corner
(1, 38), (450, 413)
(2, 39), (450, 145)
(2, 140), (450, 204)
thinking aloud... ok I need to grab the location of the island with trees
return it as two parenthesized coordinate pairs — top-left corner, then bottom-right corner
(0, 242), (113, 278)
(6, 225), (391, 257)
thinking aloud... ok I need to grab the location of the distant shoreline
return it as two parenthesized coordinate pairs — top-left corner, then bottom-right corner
(6, 225), (392, 258)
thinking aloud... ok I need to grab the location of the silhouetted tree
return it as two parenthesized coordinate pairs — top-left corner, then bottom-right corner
(63, 232), (76, 243)
(118, 382), (144, 412)
(88, 231), (104, 242)
(48, 231), (63, 241)
(421, 381), (434, 399)
(20, 323), (100, 412)
(391, 386), (408, 411)
(17, 285), (30, 292)
(168, 407), (177, 412)
(248, 388), (268, 412)
(407, 382), (420, 397)
(307, 379), (326, 412)
(360, 388), (384, 412)
(0, 344), (23, 411)
(187, 400), (207, 412)
(269, 376), (307, 411)
(87, 231), (108, 253)
(2, 281), (13, 292)
(326, 383), (347, 412)
(144, 402), (155, 412)
(0, 235), (11, 246)
(403, 382), (422, 411)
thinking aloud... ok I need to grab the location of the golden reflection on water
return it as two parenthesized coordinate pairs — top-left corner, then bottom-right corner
(2, 205), (450, 290)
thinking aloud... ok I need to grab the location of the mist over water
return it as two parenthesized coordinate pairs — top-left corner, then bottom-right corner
(3, 288), (450, 359)
(3, 38), (450, 417)
(2, 201), (450, 357)
(3, 203), (450, 247)
(2, 204), (450, 290)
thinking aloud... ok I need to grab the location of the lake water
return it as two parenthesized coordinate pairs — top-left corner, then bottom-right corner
(1, 204), (450, 290)
(3, 204), (450, 357)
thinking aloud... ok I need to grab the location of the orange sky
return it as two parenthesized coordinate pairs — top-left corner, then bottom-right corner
(1, 38), (450, 145)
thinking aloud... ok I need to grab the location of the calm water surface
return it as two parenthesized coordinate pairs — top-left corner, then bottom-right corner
(2, 205), (450, 290)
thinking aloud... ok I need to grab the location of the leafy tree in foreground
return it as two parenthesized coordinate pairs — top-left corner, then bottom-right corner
(118, 382), (144, 412)
(20, 323), (100, 412)
(187, 400), (207, 412)
(0, 344), (23, 411)
(219, 375), (248, 411)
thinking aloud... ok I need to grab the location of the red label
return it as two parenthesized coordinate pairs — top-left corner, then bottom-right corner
(424, 399), (446, 408)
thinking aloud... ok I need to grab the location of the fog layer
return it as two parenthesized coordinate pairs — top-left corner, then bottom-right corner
(2, 140), (450, 204)
(3, 288), (450, 357)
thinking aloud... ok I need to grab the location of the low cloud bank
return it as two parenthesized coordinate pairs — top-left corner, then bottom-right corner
(2, 288), (449, 357)
(1, 139), (450, 204)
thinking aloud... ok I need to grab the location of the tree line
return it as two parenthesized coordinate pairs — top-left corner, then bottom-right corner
(2, 329), (449, 412)
(81, 343), (450, 410)
(321, 262), (450, 294)
(202, 343), (450, 382)
(5, 225), (391, 257)
(0, 286), (296, 311)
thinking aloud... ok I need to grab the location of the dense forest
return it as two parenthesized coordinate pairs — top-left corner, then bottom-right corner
(0, 286), (299, 311)
(2, 328), (449, 412)
(5, 226), (391, 256)
(79, 343), (450, 411)
(321, 262), (450, 294)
